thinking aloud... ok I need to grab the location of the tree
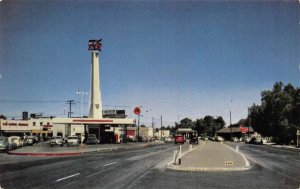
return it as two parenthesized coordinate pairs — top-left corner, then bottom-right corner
(0, 115), (7, 120)
(249, 82), (300, 144)
(179, 118), (195, 128)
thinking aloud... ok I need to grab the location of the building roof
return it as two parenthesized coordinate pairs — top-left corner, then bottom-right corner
(177, 128), (197, 133)
(216, 126), (254, 134)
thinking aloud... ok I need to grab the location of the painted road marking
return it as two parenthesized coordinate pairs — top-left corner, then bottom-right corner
(103, 162), (117, 167)
(225, 161), (234, 166)
(127, 156), (139, 160)
(56, 173), (80, 182)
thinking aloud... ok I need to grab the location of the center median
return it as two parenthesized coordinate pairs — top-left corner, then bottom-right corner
(166, 141), (251, 172)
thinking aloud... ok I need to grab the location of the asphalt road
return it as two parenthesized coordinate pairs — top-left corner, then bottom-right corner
(0, 142), (300, 189)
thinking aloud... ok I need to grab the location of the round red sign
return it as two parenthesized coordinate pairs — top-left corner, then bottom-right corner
(133, 107), (141, 115)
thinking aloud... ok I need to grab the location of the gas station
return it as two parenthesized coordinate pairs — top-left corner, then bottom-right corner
(0, 39), (136, 143)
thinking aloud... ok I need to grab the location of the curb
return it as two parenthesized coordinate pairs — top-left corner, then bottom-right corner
(166, 164), (251, 172)
(165, 141), (251, 172)
(6, 142), (166, 157)
(7, 147), (124, 156)
(7, 151), (82, 156)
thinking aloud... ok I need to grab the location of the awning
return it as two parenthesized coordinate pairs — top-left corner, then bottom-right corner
(31, 130), (51, 134)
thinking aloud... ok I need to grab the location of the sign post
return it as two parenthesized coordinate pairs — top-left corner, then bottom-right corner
(133, 107), (142, 138)
(297, 130), (300, 148)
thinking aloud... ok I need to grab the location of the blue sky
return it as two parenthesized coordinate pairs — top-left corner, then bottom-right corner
(0, 1), (300, 127)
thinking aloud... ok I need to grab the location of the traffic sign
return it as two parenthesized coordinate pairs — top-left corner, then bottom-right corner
(133, 107), (141, 115)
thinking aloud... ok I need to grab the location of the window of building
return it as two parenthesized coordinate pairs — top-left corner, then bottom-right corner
(33, 122), (36, 126)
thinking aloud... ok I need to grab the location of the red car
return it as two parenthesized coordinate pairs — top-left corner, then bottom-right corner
(174, 135), (185, 144)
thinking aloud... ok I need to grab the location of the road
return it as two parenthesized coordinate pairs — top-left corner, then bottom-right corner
(0, 142), (300, 189)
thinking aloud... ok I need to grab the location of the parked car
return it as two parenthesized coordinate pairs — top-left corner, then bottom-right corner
(24, 136), (35, 146)
(86, 134), (99, 144)
(189, 135), (199, 144)
(216, 136), (224, 142)
(231, 137), (239, 143)
(248, 137), (263, 145)
(67, 136), (80, 147)
(0, 136), (10, 152)
(126, 136), (137, 142)
(141, 136), (148, 142)
(149, 137), (155, 142)
(50, 136), (64, 147)
(164, 137), (173, 143)
(8, 136), (22, 148)
(174, 135), (185, 144)
(245, 137), (252, 143)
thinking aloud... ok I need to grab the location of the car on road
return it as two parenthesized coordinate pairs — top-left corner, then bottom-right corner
(86, 134), (99, 144)
(67, 136), (80, 147)
(0, 136), (10, 152)
(189, 135), (199, 144)
(216, 136), (224, 142)
(50, 136), (64, 147)
(174, 135), (185, 144)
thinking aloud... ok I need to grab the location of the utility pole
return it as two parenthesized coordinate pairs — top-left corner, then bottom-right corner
(66, 100), (75, 118)
(248, 108), (251, 139)
(161, 115), (163, 139)
(230, 110), (232, 139)
(230, 100), (232, 140)
(152, 117), (154, 137)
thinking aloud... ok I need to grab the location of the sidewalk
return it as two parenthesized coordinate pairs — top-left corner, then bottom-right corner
(7, 141), (164, 156)
(166, 141), (250, 172)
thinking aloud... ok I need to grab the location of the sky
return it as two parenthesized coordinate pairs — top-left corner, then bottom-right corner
(0, 0), (300, 127)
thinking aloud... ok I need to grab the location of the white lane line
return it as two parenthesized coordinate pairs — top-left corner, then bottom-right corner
(127, 156), (139, 160)
(103, 162), (117, 167)
(56, 173), (80, 182)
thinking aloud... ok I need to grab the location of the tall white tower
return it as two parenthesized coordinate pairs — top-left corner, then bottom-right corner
(88, 39), (103, 118)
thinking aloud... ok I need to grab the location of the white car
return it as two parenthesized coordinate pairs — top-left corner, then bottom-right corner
(8, 136), (22, 148)
(50, 136), (64, 147)
(67, 136), (79, 147)
(164, 137), (173, 143)
(216, 136), (224, 142)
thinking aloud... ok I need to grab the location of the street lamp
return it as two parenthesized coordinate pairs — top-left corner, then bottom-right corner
(230, 100), (232, 140)
(146, 109), (152, 127)
(76, 90), (88, 118)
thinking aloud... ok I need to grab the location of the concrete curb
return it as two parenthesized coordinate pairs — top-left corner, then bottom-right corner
(165, 141), (251, 172)
(166, 164), (251, 172)
(222, 143), (250, 167)
(6, 142), (164, 156)
(7, 151), (83, 156)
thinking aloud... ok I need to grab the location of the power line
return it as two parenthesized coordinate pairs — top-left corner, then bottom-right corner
(0, 100), (66, 103)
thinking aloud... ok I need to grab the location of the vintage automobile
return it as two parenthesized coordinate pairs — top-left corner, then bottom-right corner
(86, 134), (99, 144)
(50, 136), (64, 147)
(174, 135), (185, 144)
(67, 136), (80, 147)
(189, 135), (199, 144)
(24, 136), (35, 146)
(8, 136), (22, 148)
(0, 136), (10, 152)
